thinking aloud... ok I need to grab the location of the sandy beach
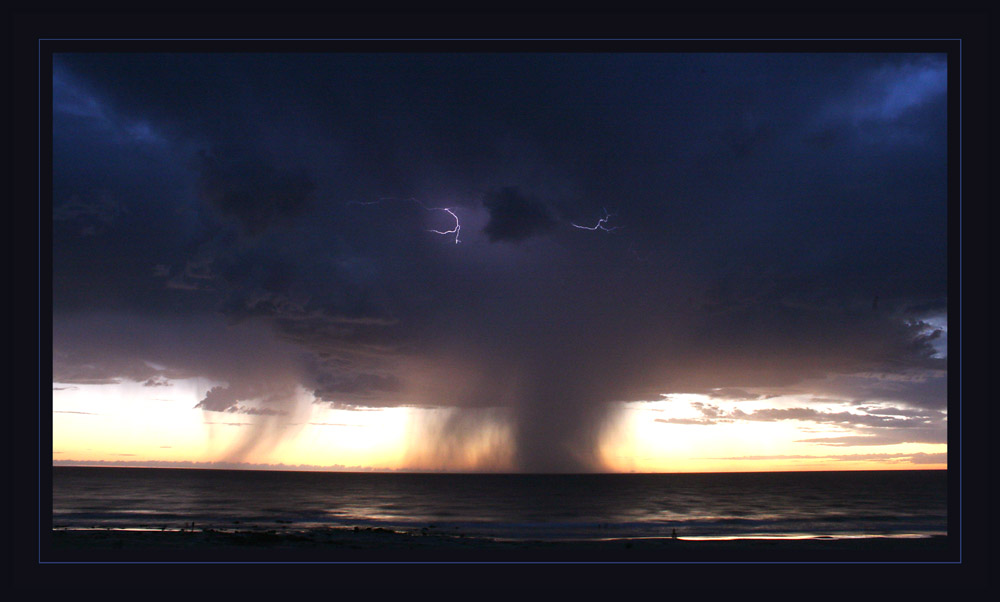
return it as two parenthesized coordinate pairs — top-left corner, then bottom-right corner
(47, 527), (952, 563)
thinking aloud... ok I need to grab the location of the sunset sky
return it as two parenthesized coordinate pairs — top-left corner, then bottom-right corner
(51, 50), (948, 473)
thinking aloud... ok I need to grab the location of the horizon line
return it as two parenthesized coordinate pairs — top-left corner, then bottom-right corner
(51, 462), (947, 476)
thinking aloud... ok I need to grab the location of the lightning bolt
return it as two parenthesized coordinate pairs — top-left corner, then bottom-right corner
(348, 197), (461, 244)
(426, 207), (461, 244)
(572, 208), (620, 233)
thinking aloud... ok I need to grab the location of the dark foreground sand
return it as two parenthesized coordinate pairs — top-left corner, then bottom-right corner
(47, 528), (952, 563)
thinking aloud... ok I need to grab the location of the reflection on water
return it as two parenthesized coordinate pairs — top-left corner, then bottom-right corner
(52, 467), (947, 541)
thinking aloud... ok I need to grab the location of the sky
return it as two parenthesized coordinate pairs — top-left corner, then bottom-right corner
(50, 51), (948, 473)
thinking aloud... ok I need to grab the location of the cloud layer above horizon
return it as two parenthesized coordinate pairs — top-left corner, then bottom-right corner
(52, 51), (948, 472)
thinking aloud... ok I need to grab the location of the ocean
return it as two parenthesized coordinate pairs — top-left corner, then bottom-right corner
(50, 467), (947, 542)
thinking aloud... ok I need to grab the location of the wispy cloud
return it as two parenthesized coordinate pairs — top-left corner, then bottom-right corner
(704, 452), (946, 464)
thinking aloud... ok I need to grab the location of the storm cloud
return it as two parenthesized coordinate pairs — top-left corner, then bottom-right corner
(198, 149), (316, 237)
(481, 187), (557, 242)
(51, 51), (948, 471)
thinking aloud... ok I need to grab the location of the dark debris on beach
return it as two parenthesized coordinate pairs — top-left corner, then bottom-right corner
(47, 528), (952, 563)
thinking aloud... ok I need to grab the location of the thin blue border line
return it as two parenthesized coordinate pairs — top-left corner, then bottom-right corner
(39, 37), (958, 566)
(957, 37), (962, 565)
(40, 559), (960, 566)
(38, 37), (43, 565)
(39, 37), (962, 41)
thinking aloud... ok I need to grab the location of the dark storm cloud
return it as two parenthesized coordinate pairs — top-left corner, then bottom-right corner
(194, 385), (250, 413)
(194, 382), (298, 414)
(52, 192), (126, 236)
(143, 375), (171, 387)
(310, 371), (403, 399)
(198, 149), (316, 237)
(481, 187), (557, 242)
(800, 368), (948, 411)
(51, 51), (948, 471)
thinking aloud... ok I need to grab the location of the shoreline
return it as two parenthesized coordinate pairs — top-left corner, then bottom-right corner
(47, 527), (953, 562)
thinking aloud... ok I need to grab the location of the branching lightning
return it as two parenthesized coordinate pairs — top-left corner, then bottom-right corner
(426, 207), (461, 244)
(349, 197), (461, 244)
(572, 208), (620, 233)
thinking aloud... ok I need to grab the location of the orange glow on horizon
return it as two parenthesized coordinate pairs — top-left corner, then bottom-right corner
(53, 384), (946, 473)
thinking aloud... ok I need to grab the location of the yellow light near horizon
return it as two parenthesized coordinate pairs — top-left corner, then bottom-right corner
(54, 378), (240, 463)
(53, 380), (416, 469)
(270, 404), (411, 470)
(598, 397), (947, 473)
(54, 383), (946, 473)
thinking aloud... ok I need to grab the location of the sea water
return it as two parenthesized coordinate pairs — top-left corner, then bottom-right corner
(50, 467), (947, 541)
